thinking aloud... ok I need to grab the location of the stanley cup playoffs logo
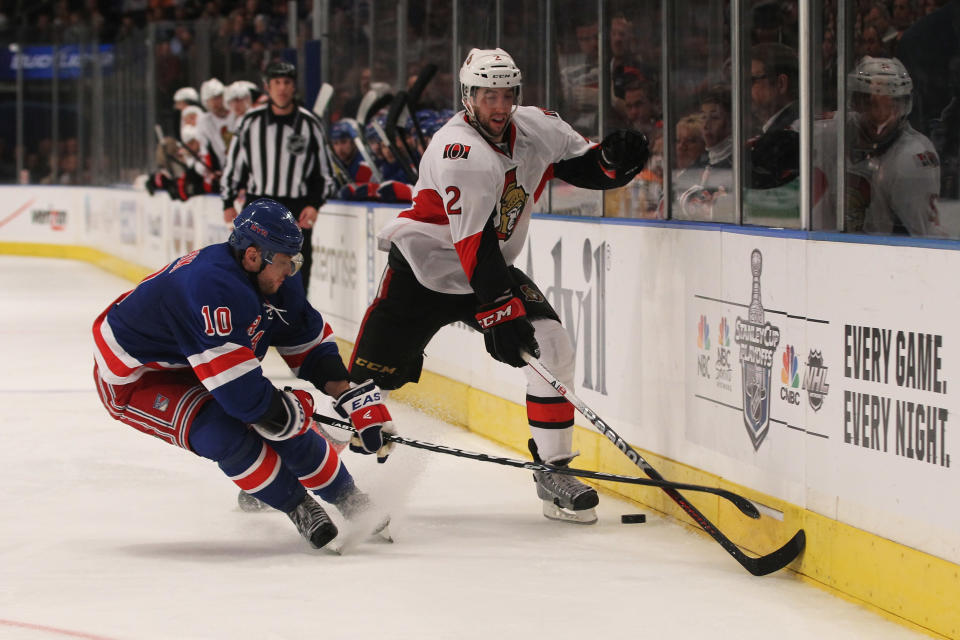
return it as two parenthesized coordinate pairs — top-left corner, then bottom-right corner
(735, 249), (781, 450)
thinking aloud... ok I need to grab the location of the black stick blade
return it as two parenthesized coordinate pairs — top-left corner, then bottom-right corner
(743, 529), (806, 576)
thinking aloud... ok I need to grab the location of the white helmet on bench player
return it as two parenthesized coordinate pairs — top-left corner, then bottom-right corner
(848, 56), (913, 149)
(459, 48), (522, 127)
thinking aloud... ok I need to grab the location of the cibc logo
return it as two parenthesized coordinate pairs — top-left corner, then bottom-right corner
(697, 315), (711, 379)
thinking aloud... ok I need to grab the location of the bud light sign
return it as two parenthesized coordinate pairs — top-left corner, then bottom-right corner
(2, 44), (115, 80)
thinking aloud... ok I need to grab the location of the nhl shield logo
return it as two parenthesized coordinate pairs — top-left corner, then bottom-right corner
(734, 250), (780, 451)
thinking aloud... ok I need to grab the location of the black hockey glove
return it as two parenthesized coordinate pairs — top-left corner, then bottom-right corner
(475, 296), (540, 368)
(600, 129), (650, 173)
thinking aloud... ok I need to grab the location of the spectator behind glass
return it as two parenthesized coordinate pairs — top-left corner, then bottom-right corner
(750, 43), (799, 136)
(558, 20), (600, 134)
(673, 113), (707, 197)
(812, 57), (946, 237)
(676, 85), (734, 222)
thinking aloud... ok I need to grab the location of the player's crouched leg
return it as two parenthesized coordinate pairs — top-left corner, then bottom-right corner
(274, 430), (392, 540)
(189, 402), (307, 513)
(189, 403), (339, 549)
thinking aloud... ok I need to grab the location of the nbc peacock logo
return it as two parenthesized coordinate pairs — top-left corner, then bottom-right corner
(719, 317), (730, 347)
(696, 314), (711, 379)
(781, 345), (799, 387)
(780, 344), (801, 405)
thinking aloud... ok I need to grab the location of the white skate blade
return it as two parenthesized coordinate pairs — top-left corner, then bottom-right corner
(542, 501), (597, 525)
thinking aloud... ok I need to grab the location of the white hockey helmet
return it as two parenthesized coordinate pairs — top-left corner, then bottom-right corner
(200, 78), (225, 106)
(459, 47), (523, 115)
(225, 81), (252, 104)
(848, 56), (913, 145)
(173, 86), (199, 105)
(180, 105), (203, 126)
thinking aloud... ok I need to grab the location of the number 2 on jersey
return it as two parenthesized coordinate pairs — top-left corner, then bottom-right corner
(445, 186), (462, 215)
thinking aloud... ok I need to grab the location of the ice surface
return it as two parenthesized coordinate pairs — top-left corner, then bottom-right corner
(0, 257), (927, 639)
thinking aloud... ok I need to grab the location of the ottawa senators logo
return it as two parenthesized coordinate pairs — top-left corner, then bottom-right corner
(496, 168), (528, 240)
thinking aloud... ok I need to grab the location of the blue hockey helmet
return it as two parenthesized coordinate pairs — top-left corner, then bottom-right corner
(330, 120), (357, 141)
(229, 198), (303, 273)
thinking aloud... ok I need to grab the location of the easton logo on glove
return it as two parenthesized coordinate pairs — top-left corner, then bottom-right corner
(476, 297), (526, 329)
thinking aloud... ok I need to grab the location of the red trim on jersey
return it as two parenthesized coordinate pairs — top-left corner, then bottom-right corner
(398, 188), (449, 225)
(233, 444), (281, 492)
(191, 346), (257, 383)
(279, 323), (334, 370)
(349, 267), (394, 373)
(356, 164), (373, 184)
(534, 164), (555, 203)
(527, 399), (575, 424)
(299, 445), (342, 489)
(454, 231), (483, 281)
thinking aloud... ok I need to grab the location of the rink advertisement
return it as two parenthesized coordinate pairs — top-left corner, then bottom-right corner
(2, 185), (958, 569)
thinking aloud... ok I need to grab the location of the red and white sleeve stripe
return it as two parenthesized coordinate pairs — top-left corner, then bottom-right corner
(187, 342), (261, 390)
(275, 322), (335, 375)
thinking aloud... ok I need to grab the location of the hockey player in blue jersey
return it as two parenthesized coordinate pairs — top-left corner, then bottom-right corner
(92, 198), (397, 550)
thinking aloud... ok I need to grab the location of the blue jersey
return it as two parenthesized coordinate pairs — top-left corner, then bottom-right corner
(93, 243), (342, 423)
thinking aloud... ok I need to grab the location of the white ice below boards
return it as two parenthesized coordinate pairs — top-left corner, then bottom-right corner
(0, 255), (926, 640)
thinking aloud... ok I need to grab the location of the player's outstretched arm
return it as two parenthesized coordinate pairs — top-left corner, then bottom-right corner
(553, 129), (649, 189)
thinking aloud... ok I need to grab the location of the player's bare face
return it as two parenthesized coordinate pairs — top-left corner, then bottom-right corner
(471, 87), (515, 142)
(256, 252), (302, 295)
(857, 93), (898, 141)
(267, 78), (296, 113)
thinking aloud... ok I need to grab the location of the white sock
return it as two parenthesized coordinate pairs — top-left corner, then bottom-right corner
(530, 426), (573, 462)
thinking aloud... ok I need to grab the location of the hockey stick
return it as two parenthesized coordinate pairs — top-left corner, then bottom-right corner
(385, 91), (420, 182)
(522, 354), (806, 576)
(404, 63), (438, 152)
(312, 82), (335, 120)
(312, 414), (758, 518)
(361, 93), (394, 127)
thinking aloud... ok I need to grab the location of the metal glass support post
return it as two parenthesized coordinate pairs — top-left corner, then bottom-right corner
(799, 0), (812, 230)
(14, 43), (23, 182)
(661, 0), (673, 219)
(145, 24), (157, 173)
(397, 0), (408, 93)
(452, 0), (460, 112)
(836, 0), (851, 231)
(52, 42), (60, 182)
(731, 0), (744, 225)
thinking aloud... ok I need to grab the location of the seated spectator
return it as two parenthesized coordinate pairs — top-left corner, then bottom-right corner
(673, 113), (707, 197)
(676, 85), (735, 222)
(812, 57), (946, 237)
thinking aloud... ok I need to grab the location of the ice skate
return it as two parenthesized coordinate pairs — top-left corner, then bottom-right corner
(287, 494), (339, 549)
(237, 490), (271, 512)
(529, 439), (599, 525)
(334, 485), (393, 543)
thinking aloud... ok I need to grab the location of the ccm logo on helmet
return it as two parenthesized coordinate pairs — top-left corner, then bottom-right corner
(443, 143), (471, 160)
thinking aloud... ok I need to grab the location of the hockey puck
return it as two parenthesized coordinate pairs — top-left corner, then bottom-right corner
(621, 513), (646, 524)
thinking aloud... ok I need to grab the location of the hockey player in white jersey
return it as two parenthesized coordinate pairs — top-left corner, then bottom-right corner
(195, 78), (236, 172)
(812, 56), (946, 236)
(350, 48), (649, 524)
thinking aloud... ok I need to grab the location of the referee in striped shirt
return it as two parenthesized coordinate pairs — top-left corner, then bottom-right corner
(222, 60), (334, 294)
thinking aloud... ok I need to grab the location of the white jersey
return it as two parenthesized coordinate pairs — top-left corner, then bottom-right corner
(378, 106), (593, 294)
(812, 117), (945, 236)
(196, 110), (237, 169)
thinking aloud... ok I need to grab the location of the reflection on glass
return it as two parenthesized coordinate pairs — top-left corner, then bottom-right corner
(743, 42), (800, 228)
(668, 0), (731, 221)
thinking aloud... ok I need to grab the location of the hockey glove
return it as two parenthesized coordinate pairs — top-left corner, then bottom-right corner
(600, 129), (650, 173)
(333, 380), (397, 463)
(252, 388), (315, 441)
(475, 296), (540, 368)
